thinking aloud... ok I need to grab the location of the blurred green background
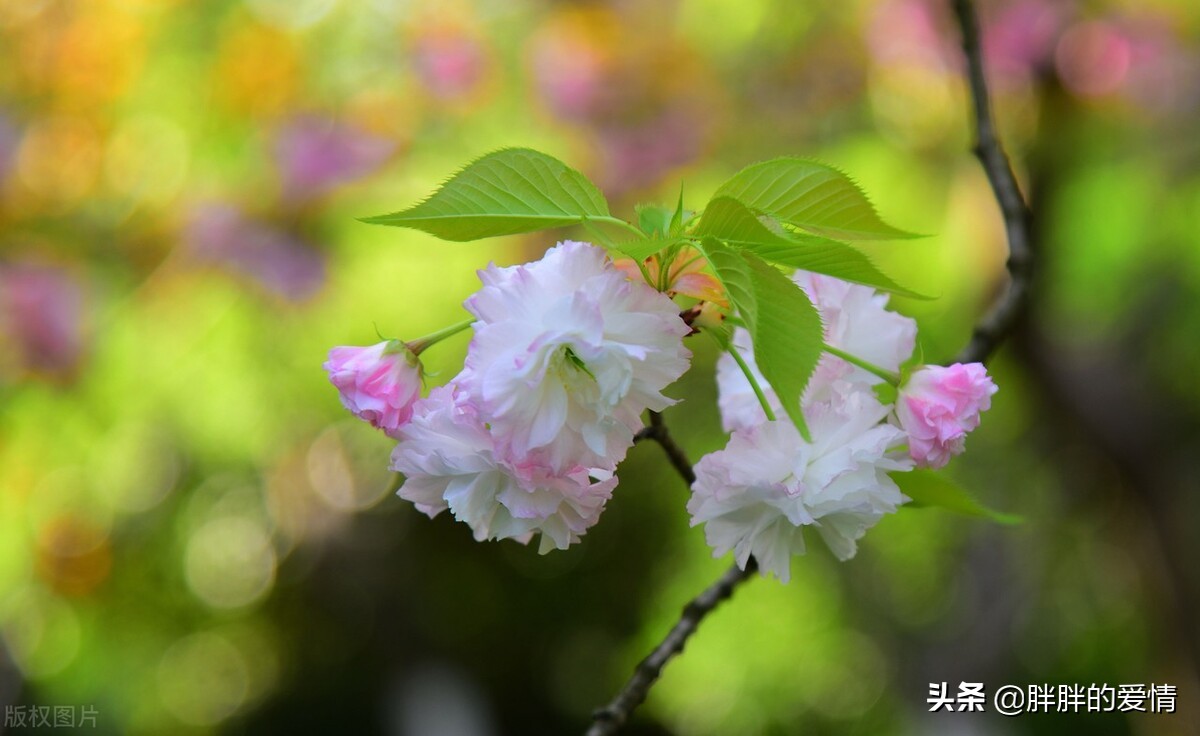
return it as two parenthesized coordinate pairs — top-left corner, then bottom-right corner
(1, 0), (1199, 733)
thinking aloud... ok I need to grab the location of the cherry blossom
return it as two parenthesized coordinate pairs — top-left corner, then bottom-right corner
(392, 385), (617, 553)
(324, 340), (423, 437)
(689, 386), (913, 581)
(895, 363), (998, 468)
(462, 240), (691, 471)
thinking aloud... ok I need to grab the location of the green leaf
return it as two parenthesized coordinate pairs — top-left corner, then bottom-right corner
(636, 204), (673, 237)
(739, 254), (824, 441)
(892, 470), (1023, 525)
(872, 381), (898, 406)
(696, 195), (812, 245)
(704, 323), (734, 351)
(701, 238), (754, 325)
(612, 235), (681, 263)
(747, 239), (929, 300)
(899, 343), (925, 385)
(361, 148), (614, 241)
(669, 185), (689, 236)
(713, 158), (918, 241)
(700, 238), (823, 441)
(695, 197), (926, 298)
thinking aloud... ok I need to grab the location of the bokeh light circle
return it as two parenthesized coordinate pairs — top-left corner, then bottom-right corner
(157, 631), (250, 726)
(184, 516), (276, 609)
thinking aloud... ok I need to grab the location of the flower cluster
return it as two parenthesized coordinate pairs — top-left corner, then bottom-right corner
(325, 243), (997, 577)
(326, 241), (690, 552)
(701, 272), (996, 580)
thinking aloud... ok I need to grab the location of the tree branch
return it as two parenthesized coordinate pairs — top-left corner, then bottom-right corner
(586, 559), (758, 736)
(633, 411), (696, 486)
(587, 412), (752, 733)
(950, 0), (1035, 366)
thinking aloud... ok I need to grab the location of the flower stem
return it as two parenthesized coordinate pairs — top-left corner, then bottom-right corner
(591, 215), (647, 239)
(581, 218), (619, 250)
(823, 344), (901, 385)
(405, 318), (474, 356)
(727, 341), (777, 422)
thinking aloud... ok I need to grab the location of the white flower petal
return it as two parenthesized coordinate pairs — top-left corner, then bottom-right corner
(689, 389), (914, 580)
(391, 385), (617, 550)
(462, 240), (690, 472)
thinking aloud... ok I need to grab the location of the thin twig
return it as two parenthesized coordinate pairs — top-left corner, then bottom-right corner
(586, 559), (758, 736)
(950, 0), (1035, 366)
(633, 411), (696, 486)
(587, 412), (749, 733)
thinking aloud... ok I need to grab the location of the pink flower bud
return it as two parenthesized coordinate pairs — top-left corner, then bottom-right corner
(324, 341), (422, 437)
(896, 363), (998, 469)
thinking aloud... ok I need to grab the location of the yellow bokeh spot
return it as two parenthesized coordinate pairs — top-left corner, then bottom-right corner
(214, 19), (301, 119)
(35, 514), (112, 597)
(184, 516), (276, 610)
(869, 64), (960, 150)
(16, 115), (105, 208)
(157, 631), (250, 726)
(104, 115), (191, 208)
(246, 0), (340, 30)
(1, 586), (82, 678)
(91, 421), (181, 515)
(307, 422), (398, 512)
(0, 0), (50, 26)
